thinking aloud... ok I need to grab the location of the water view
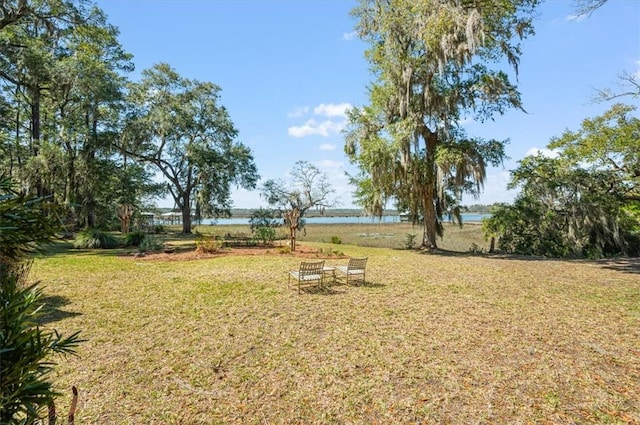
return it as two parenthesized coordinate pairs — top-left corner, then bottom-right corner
(198, 213), (490, 226)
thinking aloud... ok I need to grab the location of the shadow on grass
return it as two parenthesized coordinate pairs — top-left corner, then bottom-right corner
(39, 233), (198, 259)
(417, 248), (640, 276)
(326, 280), (386, 290)
(594, 258), (640, 275)
(296, 285), (347, 296)
(358, 280), (386, 288)
(37, 294), (82, 325)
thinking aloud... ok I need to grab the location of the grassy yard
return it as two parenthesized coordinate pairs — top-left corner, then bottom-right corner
(31, 224), (639, 424)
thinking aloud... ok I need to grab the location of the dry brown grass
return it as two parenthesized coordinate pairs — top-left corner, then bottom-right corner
(31, 227), (640, 424)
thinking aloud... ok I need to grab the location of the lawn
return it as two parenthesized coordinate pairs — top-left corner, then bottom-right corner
(31, 224), (640, 424)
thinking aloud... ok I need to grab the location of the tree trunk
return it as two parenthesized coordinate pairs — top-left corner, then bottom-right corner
(181, 194), (192, 234)
(421, 129), (439, 250)
(30, 86), (44, 197)
(284, 208), (301, 251)
(289, 225), (297, 252)
(422, 186), (438, 250)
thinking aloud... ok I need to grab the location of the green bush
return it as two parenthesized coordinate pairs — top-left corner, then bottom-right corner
(195, 232), (224, 253)
(139, 235), (164, 253)
(248, 208), (281, 233)
(253, 226), (276, 246)
(123, 231), (146, 247)
(152, 224), (166, 234)
(330, 235), (342, 244)
(404, 233), (418, 249)
(73, 228), (119, 249)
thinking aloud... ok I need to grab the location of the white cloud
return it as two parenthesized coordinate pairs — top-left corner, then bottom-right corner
(565, 13), (587, 22)
(525, 147), (560, 158)
(343, 31), (357, 41)
(287, 102), (351, 139)
(313, 102), (352, 117)
(288, 119), (345, 138)
(287, 106), (309, 118)
(319, 143), (336, 151)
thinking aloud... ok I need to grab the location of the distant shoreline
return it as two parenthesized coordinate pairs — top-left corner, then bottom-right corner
(155, 207), (492, 219)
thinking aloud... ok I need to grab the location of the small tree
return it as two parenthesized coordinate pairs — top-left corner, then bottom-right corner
(261, 161), (338, 251)
(248, 208), (280, 246)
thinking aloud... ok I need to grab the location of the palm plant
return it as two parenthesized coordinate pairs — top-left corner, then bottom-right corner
(1, 177), (82, 423)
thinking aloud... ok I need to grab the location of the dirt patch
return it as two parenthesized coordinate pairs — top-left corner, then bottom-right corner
(123, 244), (345, 262)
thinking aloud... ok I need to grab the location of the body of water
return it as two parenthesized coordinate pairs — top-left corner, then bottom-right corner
(197, 213), (490, 226)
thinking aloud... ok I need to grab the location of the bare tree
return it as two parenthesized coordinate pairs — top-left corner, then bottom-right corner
(593, 70), (640, 102)
(571, 0), (609, 17)
(261, 161), (338, 251)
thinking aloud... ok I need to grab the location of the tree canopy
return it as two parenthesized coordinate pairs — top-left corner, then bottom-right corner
(484, 104), (640, 258)
(120, 63), (259, 234)
(1, 2), (259, 233)
(345, 0), (538, 249)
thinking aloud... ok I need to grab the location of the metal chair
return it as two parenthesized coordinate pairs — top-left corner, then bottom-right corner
(335, 257), (368, 285)
(288, 260), (325, 294)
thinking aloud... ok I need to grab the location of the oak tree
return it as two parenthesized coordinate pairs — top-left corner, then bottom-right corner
(121, 64), (258, 234)
(345, 0), (538, 249)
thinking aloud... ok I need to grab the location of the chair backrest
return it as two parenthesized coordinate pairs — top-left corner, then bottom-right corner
(299, 260), (325, 276)
(348, 257), (367, 271)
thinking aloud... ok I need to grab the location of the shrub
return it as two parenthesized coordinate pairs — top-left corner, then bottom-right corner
(139, 235), (164, 253)
(404, 233), (418, 249)
(123, 231), (146, 247)
(195, 232), (224, 253)
(253, 226), (276, 246)
(469, 243), (484, 254)
(248, 208), (281, 233)
(330, 235), (342, 244)
(73, 228), (119, 249)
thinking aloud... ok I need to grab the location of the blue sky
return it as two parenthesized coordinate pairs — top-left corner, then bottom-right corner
(96, 0), (640, 209)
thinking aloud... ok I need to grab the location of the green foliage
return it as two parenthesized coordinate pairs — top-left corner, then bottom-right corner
(485, 105), (640, 258)
(403, 233), (418, 249)
(1, 263), (83, 423)
(138, 235), (164, 253)
(121, 63), (259, 234)
(253, 226), (276, 246)
(0, 2), (156, 230)
(152, 225), (166, 234)
(73, 228), (119, 249)
(330, 236), (342, 244)
(194, 232), (224, 253)
(0, 178), (58, 264)
(123, 231), (147, 247)
(0, 178), (81, 424)
(346, 0), (537, 248)
(248, 208), (281, 233)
